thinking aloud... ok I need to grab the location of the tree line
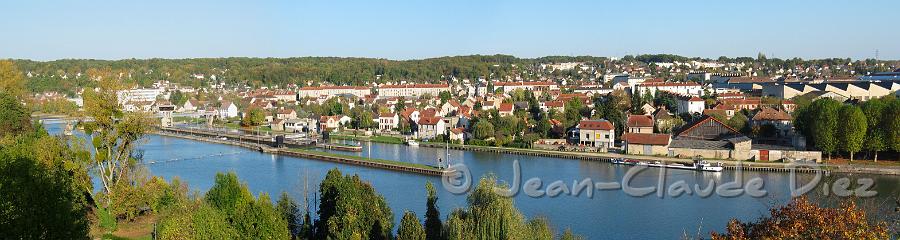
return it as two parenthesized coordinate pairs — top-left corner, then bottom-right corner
(794, 95), (900, 161)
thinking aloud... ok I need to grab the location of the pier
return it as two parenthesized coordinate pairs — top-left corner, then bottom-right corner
(152, 127), (445, 176)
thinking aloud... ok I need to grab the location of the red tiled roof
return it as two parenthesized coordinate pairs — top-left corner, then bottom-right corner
(299, 86), (369, 90)
(418, 116), (442, 125)
(544, 101), (564, 108)
(494, 81), (557, 87)
(450, 127), (466, 134)
(499, 103), (514, 112)
(752, 107), (792, 121)
(626, 115), (654, 128)
(623, 133), (671, 145)
(579, 120), (614, 131)
(380, 84), (449, 89)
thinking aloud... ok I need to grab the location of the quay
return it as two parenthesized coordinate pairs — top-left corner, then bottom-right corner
(153, 127), (444, 176)
(418, 142), (830, 174)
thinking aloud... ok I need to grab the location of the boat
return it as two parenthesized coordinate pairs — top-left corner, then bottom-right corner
(406, 140), (419, 147)
(612, 158), (723, 172)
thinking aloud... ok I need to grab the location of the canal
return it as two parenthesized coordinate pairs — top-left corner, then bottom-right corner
(46, 123), (900, 239)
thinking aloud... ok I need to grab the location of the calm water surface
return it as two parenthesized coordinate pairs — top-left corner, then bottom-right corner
(46, 123), (900, 239)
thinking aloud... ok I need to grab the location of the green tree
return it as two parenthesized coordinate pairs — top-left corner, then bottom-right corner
(316, 168), (393, 240)
(276, 192), (301, 239)
(0, 92), (32, 137)
(397, 211), (426, 240)
(472, 120), (495, 140)
(232, 193), (290, 240)
(205, 172), (254, 218)
(861, 98), (887, 161)
(169, 90), (187, 106)
(837, 105), (866, 161)
(241, 108), (266, 127)
(726, 112), (748, 133)
(0, 60), (26, 99)
(82, 76), (152, 208)
(810, 99), (841, 161)
(424, 182), (442, 240)
(439, 91), (452, 104)
(0, 129), (91, 239)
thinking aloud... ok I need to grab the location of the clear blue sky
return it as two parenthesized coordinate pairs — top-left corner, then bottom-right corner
(2, 0), (898, 61)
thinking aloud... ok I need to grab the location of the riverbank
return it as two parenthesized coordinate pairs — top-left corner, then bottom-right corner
(152, 130), (444, 176)
(330, 134), (405, 144)
(418, 142), (900, 175)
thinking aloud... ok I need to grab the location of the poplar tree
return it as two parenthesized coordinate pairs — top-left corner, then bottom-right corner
(838, 105), (866, 162)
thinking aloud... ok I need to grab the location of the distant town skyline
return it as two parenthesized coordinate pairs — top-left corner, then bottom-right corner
(2, 0), (899, 61)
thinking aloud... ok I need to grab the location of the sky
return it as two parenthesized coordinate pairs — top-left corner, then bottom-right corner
(1, 0), (899, 61)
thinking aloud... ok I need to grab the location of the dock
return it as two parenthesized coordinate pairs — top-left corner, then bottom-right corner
(419, 142), (828, 174)
(152, 127), (444, 176)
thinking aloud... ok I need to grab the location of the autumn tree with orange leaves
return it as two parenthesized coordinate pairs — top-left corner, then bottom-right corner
(710, 196), (888, 239)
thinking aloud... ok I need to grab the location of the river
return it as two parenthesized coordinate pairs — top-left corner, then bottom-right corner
(45, 123), (900, 239)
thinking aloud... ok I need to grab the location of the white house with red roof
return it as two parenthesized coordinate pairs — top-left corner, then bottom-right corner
(573, 119), (615, 149)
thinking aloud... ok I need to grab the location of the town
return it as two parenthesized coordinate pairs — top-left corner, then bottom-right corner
(25, 55), (900, 164)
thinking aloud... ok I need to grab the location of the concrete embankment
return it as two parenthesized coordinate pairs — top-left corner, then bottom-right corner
(153, 129), (444, 176)
(419, 142), (900, 175)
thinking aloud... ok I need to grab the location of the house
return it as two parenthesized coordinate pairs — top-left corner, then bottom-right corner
(670, 115), (821, 162)
(181, 99), (200, 112)
(622, 133), (671, 155)
(376, 112), (399, 131)
(285, 118), (318, 133)
(439, 100), (459, 115)
(275, 109), (298, 120)
(669, 116), (752, 160)
(417, 117), (446, 139)
(751, 107), (793, 137)
(218, 101), (239, 118)
(675, 95), (705, 115)
(541, 101), (565, 113)
(640, 103), (656, 115)
(498, 103), (514, 117)
(449, 127), (468, 143)
(319, 115), (351, 132)
(653, 107), (678, 133)
(626, 115), (654, 134)
(271, 119), (286, 131)
(573, 120), (615, 150)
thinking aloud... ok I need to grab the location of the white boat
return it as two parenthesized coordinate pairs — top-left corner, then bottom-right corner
(406, 140), (419, 147)
(612, 158), (723, 172)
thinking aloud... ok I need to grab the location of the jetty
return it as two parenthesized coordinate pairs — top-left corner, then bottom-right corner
(153, 127), (444, 176)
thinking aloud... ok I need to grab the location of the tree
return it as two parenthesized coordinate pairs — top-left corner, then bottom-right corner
(726, 112), (748, 133)
(82, 76), (152, 208)
(0, 128), (91, 239)
(837, 105), (866, 161)
(276, 192), (301, 239)
(241, 108), (266, 127)
(424, 182), (442, 240)
(809, 99), (840, 161)
(0, 92), (32, 137)
(395, 97), (406, 114)
(861, 98), (887, 161)
(710, 196), (888, 239)
(316, 168), (393, 240)
(205, 172), (254, 218)
(472, 120), (495, 140)
(169, 90), (187, 106)
(0, 60), (26, 99)
(397, 211), (426, 240)
(439, 91), (452, 104)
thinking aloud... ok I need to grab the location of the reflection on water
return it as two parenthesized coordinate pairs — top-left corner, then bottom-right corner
(43, 123), (900, 239)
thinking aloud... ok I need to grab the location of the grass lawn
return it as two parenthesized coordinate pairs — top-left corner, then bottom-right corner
(331, 134), (404, 144)
(286, 148), (437, 170)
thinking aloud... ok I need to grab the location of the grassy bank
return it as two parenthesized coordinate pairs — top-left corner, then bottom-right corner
(330, 134), (404, 144)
